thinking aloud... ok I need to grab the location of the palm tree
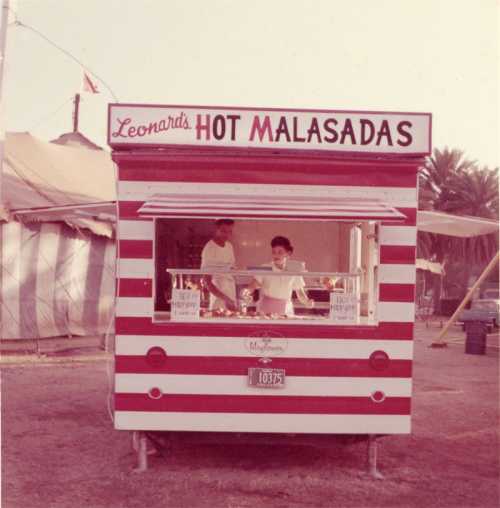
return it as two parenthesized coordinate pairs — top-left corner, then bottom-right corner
(417, 148), (499, 307)
(418, 147), (477, 211)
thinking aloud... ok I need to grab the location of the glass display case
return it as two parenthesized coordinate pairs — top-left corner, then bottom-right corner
(153, 268), (368, 324)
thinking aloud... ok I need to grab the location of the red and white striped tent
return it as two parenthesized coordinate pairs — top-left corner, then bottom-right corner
(1, 132), (116, 340)
(109, 105), (431, 463)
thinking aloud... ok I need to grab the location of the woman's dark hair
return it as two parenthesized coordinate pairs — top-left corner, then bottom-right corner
(271, 236), (293, 253)
(215, 218), (235, 227)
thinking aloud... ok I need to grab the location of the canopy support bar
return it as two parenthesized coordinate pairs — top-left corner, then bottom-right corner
(431, 251), (499, 347)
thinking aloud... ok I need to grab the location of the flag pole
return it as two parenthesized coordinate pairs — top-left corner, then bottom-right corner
(73, 93), (80, 132)
(0, 0), (10, 211)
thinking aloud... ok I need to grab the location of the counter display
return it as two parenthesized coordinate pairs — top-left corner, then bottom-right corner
(162, 268), (363, 323)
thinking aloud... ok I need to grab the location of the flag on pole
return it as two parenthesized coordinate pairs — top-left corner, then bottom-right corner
(82, 72), (99, 94)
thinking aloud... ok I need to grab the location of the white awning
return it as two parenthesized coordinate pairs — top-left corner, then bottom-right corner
(138, 194), (407, 221)
(417, 210), (499, 238)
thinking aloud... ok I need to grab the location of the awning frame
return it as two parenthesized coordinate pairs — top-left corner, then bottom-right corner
(138, 193), (407, 222)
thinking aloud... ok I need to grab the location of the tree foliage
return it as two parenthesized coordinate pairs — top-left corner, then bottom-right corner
(417, 147), (498, 294)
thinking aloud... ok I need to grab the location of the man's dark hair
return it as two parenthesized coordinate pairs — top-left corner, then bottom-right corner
(215, 218), (235, 227)
(271, 236), (294, 253)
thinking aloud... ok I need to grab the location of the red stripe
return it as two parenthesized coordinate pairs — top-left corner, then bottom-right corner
(117, 161), (418, 188)
(118, 278), (152, 297)
(114, 393), (411, 415)
(379, 284), (415, 303)
(379, 245), (416, 264)
(115, 355), (412, 377)
(383, 208), (417, 226)
(115, 318), (413, 340)
(119, 240), (152, 259)
(119, 201), (144, 219)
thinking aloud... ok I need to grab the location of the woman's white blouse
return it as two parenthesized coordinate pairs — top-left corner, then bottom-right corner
(254, 262), (305, 300)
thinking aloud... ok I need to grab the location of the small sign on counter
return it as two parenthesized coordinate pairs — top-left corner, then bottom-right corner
(329, 293), (360, 324)
(171, 289), (201, 321)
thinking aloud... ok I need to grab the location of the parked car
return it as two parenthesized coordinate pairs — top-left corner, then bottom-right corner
(481, 288), (499, 300)
(458, 299), (500, 332)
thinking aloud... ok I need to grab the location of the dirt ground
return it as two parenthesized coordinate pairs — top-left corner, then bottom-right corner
(1, 323), (499, 508)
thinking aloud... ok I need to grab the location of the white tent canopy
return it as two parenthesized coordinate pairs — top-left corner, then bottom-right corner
(2, 132), (116, 236)
(417, 210), (498, 238)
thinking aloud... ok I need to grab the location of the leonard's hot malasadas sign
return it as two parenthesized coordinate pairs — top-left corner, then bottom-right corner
(108, 104), (431, 155)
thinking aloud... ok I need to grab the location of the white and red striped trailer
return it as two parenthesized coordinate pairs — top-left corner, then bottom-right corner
(108, 104), (431, 473)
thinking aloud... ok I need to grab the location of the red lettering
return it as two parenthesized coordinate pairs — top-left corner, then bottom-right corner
(227, 115), (240, 141)
(323, 118), (338, 143)
(306, 117), (322, 143)
(397, 121), (413, 147)
(360, 119), (376, 145)
(249, 115), (274, 142)
(376, 120), (393, 146)
(275, 117), (291, 142)
(340, 119), (356, 145)
(112, 117), (131, 138)
(213, 114), (226, 140)
(113, 113), (191, 139)
(196, 114), (211, 140)
(292, 117), (306, 142)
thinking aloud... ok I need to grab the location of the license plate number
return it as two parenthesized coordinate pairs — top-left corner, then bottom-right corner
(248, 368), (285, 388)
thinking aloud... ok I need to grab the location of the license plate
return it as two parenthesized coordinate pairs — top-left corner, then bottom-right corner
(248, 368), (285, 388)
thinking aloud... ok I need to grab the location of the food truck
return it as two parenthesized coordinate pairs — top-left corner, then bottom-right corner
(108, 104), (431, 474)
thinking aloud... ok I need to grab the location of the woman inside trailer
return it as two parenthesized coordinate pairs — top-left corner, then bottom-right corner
(242, 236), (314, 316)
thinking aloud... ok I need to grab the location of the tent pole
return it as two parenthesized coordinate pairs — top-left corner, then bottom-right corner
(431, 251), (499, 347)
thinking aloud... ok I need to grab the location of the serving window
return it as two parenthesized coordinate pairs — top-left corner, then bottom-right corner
(153, 217), (381, 325)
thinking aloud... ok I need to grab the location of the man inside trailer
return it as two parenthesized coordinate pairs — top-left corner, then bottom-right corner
(201, 219), (237, 311)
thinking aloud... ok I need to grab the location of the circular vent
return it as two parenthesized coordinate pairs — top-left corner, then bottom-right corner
(369, 350), (390, 371)
(146, 346), (167, 367)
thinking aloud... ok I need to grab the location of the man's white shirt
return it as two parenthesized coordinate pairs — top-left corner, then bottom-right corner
(201, 239), (236, 309)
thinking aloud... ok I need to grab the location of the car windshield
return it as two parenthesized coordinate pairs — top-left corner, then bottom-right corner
(483, 290), (499, 299)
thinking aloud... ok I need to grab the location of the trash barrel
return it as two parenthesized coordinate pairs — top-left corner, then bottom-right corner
(464, 320), (487, 355)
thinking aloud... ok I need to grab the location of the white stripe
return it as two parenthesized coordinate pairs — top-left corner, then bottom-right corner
(118, 220), (154, 240)
(114, 412), (411, 433)
(379, 226), (417, 246)
(378, 302), (415, 322)
(1, 222), (22, 337)
(35, 223), (60, 337)
(115, 374), (412, 397)
(116, 296), (152, 317)
(118, 258), (153, 279)
(146, 196), (399, 208)
(118, 181), (417, 207)
(139, 207), (401, 219)
(67, 237), (91, 335)
(116, 335), (413, 359)
(378, 264), (416, 284)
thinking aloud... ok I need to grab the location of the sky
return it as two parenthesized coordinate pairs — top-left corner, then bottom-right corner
(3, 0), (499, 167)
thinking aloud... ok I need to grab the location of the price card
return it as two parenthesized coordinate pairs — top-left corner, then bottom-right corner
(329, 293), (360, 324)
(171, 289), (201, 321)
